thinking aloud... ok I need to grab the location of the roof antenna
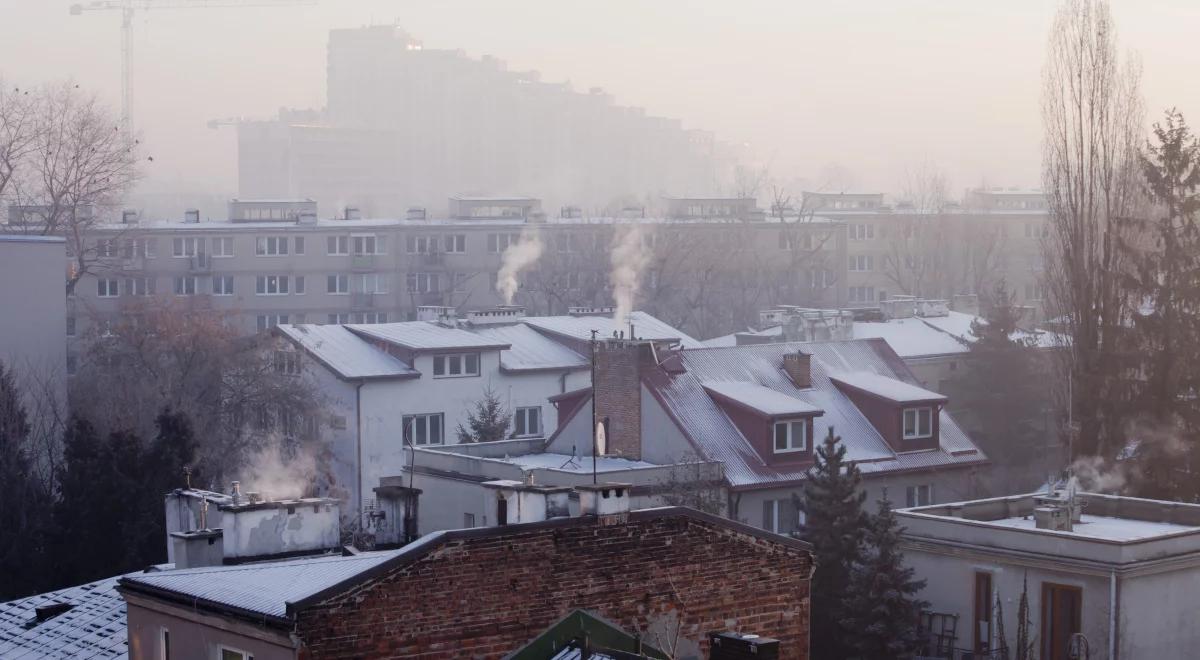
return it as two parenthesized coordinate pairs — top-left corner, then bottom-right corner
(183, 466), (192, 489)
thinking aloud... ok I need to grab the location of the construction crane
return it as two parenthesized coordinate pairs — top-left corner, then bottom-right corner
(69, 0), (316, 134)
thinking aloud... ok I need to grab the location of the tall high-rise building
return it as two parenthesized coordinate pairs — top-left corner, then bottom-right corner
(238, 25), (741, 216)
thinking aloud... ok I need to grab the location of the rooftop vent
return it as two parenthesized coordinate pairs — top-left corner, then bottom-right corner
(183, 208), (200, 224)
(466, 306), (525, 325)
(568, 305), (617, 317)
(121, 209), (139, 224)
(31, 603), (74, 626)
(406, 207), (427, 221)
(344, 206), (362, 221)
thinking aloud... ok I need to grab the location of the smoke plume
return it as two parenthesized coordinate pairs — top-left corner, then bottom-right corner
(609, 223), (651, 328)
(495, 227), (543, 305)
(234, 435), (319, 501)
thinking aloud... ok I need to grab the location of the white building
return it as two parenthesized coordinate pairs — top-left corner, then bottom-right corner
(900, 490), (1200, 660)
(274, 308), (699, 523)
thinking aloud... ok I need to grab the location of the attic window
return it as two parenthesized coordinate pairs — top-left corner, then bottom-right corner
(773, 420), (808, 453)
(903, 407), (934, 440)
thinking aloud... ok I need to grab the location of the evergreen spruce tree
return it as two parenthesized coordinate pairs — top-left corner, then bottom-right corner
(1123, 110), (1200, 500)
(956, 280), (1047, 479)
(0, 361), (52, 599)
(456, 385), (511, 443)
(842, 498), (929, 660)
(799, 427), (867, 660)
(1015, 574), (1035, 660)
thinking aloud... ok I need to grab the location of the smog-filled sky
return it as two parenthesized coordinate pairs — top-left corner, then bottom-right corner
(1, 0), (1197, 199)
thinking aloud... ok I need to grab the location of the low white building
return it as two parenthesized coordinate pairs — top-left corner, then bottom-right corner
(274, 308), (699, 523)
(899, 490), (1200, 660)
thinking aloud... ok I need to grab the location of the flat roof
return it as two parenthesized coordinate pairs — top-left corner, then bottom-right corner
(983, 513), (1196, 542)
(0, 234), (66, 244)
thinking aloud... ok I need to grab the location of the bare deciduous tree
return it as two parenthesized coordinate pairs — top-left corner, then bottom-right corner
(1041, 0), (1144, 458)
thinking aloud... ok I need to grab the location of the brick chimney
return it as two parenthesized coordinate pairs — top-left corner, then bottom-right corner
(593, 339), (654, 460)
(708, 632), (780, 660)
(782, 351), (812, 389)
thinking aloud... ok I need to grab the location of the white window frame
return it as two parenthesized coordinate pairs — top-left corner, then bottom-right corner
(212, 275), (234, 296)
(850, 223), (875, 241)
(217, 645), (254, 660)
(255, 236), (289, 256)
(514, 406), (542, 438)
(326, 235), (349, 256)
(327, 274), (349, 294)
(158, 627), (170, 660)
(406, 272), (439, 293)
(903, 406), (934, 440)
(849, 254), (873, 272)
(772, 419), (808, 453)
(294, 236), (305, 255)
(487, 233), (518, 254)
(432, 352), (480, 378)
(444, 234), (466, 253)
(256, 314), (288, 332)
(211, 237), (234, 258)
(124, 277), (155, 296)
(327, 313), (351, 324)
(97, 278), (120, 297)
(402, 412), (444, 446)
(352, 234), (384, 255)
(172, 237), (201, 258)
(906, 484), (933, 507)
(173, 275), (197, 296)
(256, 275), (290, 296)
(357, 273), (388, 294)
(407, 235), (438, 254)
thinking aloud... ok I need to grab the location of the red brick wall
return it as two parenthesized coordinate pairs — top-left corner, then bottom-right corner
(295, 514), (813, 659)
(593, 340), (645, 460)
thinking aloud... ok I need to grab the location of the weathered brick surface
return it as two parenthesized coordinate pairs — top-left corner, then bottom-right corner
(296, 514), (813, 659)
(593, 340), (645, 460)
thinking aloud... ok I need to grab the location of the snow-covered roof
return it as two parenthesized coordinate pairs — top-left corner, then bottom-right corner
(120, 551), (402, 621)
(524, 311), (704, 349)
(642, 339), (983, 489)
(348, 322), (511, 352)
(829, 371), (948, 404)
(702, 381), (824, 417)
(984, 513), (1197, 542)
(469, 323), (588, 372)
(0, 572), (129, 659)
(491, 452), (660, 473)
(276, 324), (419, 380)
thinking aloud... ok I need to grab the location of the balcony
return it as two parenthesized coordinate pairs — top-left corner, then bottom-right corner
(120, 257), (146, 272)
(352, 254), (375, 271)
(188, 254), (212, 273)
(350, 292), (376, 309)
(420, 251), (445, 266)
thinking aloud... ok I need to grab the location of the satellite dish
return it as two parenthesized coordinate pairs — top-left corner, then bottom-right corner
(595, 422), (607, 456)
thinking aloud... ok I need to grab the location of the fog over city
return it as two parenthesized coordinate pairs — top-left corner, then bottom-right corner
(8, 1), (1200, 658)
(0, 0), (1196, 205)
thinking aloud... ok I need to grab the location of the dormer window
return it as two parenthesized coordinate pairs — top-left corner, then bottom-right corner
(773, 420), (808, 453)
(903, 407), (934, 440)
(433, 353), (480, 378)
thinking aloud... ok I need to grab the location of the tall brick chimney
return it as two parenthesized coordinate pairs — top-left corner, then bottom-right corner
(782, 351), (812, 389)
(593, 339), (653, 460)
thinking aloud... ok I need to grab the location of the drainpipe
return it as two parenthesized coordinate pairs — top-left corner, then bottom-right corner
(355, 381), (364, 526)
(1109, 570), (1118, 660)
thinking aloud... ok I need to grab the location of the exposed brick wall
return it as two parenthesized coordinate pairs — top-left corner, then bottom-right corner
(593, 339), (645, 460)
(295, 514), (813, 659)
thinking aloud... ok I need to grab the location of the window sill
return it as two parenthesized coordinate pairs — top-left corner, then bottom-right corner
(773, 447), (808, 455)
(432, 373), (481, 379)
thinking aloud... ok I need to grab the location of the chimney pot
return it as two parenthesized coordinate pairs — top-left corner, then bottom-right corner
(576, 482), (632, 520)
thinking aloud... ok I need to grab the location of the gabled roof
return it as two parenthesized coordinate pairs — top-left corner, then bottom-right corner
(702, 381), (824, 417)
(524, 311), (704, 349)
(275, 324), (419, 380)
(470, 323), (589, 372)
(643, 339), (984, 489)
(829, 372), (948, 404)
(0, 573), (130, 659)
(347, 322), (511, 352)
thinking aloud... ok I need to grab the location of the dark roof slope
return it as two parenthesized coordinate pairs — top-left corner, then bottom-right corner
(0, 573), (130, 659)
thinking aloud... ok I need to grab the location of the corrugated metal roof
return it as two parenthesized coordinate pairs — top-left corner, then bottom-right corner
(277, 324), (418, 380)
(0, 573), (129, 659)
(829, 371), (947, 403)
(121, 551), (402, 619)
(471, 324), (588, 372)
(702, 381), (823, 416)
(348, 322), (511, 352)
(523, 311), (704, 348)
(648, 339), (984, 488)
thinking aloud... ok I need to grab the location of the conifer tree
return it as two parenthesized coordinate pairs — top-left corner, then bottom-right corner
(1123, 110), (1200, 500)
(799, 427), (867, 660)
(456, 385), (511, 443)
(955, 281), (1048, 478)
(842, 498), (929, 660)
(0, 361), (52, 599)
(1015, 574), (1035, 660)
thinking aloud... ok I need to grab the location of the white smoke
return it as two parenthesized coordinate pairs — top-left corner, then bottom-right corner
(235, 435), (319, 501)
(495, 227), (543, 305)
(1069, 455), (1127, 493)
(609, 223), (651, 328)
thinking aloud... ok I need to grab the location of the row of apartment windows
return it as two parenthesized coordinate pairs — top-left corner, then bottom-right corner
(402, 406), (543, 445)
(254, 312), (388, 332)
(95, 272), (479, 298)
(761, 484), (933, 535)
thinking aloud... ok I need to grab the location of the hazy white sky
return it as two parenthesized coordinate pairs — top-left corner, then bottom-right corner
(1, 0), (1198, 200)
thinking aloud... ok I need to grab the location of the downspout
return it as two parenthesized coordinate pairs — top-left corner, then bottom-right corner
(355, 380), (364, 526)
(1109, 570), (1118, 660)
